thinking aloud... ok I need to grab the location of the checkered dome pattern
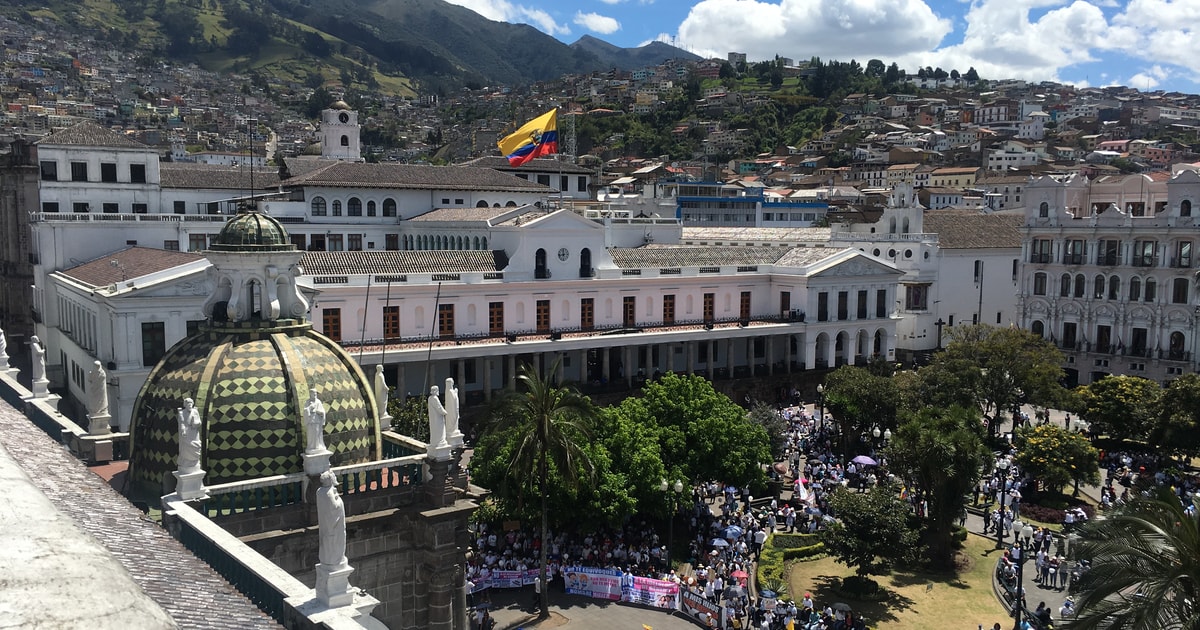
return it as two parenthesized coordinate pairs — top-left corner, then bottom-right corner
(128, 323), (381, 491)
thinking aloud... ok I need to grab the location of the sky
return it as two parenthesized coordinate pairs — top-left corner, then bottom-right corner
(442, 0), (1200, 94)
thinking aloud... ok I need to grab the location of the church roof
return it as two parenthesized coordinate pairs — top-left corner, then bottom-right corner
(281, 162), (553, 193)
(407, 207), (523, 223)
(37, 121), (148, 149)
(210, 208), (292, 251)
(609, 245), (788, 268)
(58, 247), (206, 289)
(301, 250), (508, 275)
(923, 211), (1023, 249)
(161, 163), (282, 190)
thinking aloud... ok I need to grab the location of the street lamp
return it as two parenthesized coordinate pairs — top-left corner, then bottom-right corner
(1012, 522), (1035, 630)
(660, 478), (684, 569)
(816, 384), (826, 435)
(995, 458), (1011, 549)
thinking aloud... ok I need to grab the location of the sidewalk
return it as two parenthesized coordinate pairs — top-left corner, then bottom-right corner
(482, 587), (699, 630)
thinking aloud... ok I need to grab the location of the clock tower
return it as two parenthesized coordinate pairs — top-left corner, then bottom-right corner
(320, 100), (363, 162)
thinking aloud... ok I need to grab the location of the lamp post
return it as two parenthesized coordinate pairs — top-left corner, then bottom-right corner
(995, 458), (1010, 549)
(816, 384), (826, 435)
(661, 478), (684, 569)
(934, 317), (946, 350)
(1012, 522), (1035, 630)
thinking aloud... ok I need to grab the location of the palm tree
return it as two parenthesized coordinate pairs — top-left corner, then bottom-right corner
(1069, 490), (1200, 629)
(494, 358), (595, 619)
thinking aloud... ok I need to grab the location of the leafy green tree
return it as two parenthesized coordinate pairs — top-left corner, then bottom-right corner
(885, 406), (989, 569)
(964, 67), (980, 82)
(1013, 424), (1099, 494)
(481, 360), (596, 620)
(939, 324), (1066, 438)
(1075, 375), (1160, 441)
(913, 356), (983, 413)
(820, 485), (924, 586)
(1071, 489), (1200, 630)
(865, 59), (885, 79)
(823, 365), (898, 456)
(386, 393), (429, 442)
(749, 402), (787, 460)
(1152, 373), (1200, 457)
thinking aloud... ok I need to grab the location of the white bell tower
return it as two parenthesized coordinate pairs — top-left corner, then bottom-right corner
(320, 100), (363, 162)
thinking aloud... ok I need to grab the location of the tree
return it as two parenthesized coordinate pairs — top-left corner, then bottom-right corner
(884, 63), (902, 86)
(865, 59), (885, 79)
(822, 365), (899, 457)
(1013, 424), (1099, 494)
(820, 485), (924, 588)
(749, 402), (787, 460)
(1071, 490), (1200, 630)
(964, 67), (980, 82)
(1152, 373), (1200, 458)
(1075, 375), (1160, 441)
(885, 406), (989, 569)
(939, 324), (1066, 438)
(483, 359), (596, 619)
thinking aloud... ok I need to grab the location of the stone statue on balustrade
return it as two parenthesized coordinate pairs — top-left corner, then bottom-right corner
(177, 398), (203, 474)
(316, 470), (348, 569)
(29, 335), (47, 397)
(374, 365), (391, 429)
(305, 390), (328, 454)
(444, 377), (463, 447)
(427, 385), (451, 460)
(0, 322), (9, 369)
(86, 360), (111, 435)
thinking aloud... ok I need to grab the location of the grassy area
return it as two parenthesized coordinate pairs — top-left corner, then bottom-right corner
(788, 534), (1008, 629)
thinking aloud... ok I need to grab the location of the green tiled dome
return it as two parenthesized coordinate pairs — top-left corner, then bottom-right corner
(127, 319), (381, 496)
(210, 207), (292, 251)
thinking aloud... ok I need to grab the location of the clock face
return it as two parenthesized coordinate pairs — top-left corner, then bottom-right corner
(338, 112), (349, 124)
(557, 247), (569, 261)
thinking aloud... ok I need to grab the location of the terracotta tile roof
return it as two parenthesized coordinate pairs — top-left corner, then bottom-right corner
(776, 247), (846, 267)
(407, 207), (521, 223)
(59, 247), (206, 288)
(300, 250), (508, 275)
(457, 156), (594, 174)
(682, 226), (831, 243)
(922, 211), (1023, 249)
(282, 162), (553, 192)
(37, 121), (147, 149)
(161, 163), (282, 190)
(609, 245), (788, 268)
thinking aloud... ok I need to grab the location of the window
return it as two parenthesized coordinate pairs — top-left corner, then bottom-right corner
(1074, 273), (1085, 298)
(102, 203), (119, 214)
(489, 302), (504, 335)
(100, 162), (117, 182)
(1062, 322), (1077, 349)
(876, 290), (887, 318)
(367, 200), (376, 217)
(581, 298), (594, 330)
(1131, 327), (1148, 356)
(904, 284), (930, 311)
(836, 291), (848, 321)
(1030, 239), (1052, 263)
(41, 202), (58, 213)
(141, 321), (166, 367)
(348, 197), (362, 216)
(164, 240), (179, 251)
(818, 292), (829, 321)
(856, 290), (868, 319)
(1098, 239), (1121, 266)
(535, 300), (550, 333)
(1183, 199), (1193, 217)
(70, 161), (88, 182)
(1031, 320), (1045, 338)
(1176, 241), (1192, 268)
(1063, 239), (1086, 265)
(1033, 272), (1047, 296)
(340, 134), (349, 147)
(322, 308), (341, 341)
(741, 291), (752, 321)
(1059, 273), (1071, 297)
(348, 234), (362, 251)
(663, 294), (675, 325)
(1132, 240), (1157, 267)
(1096, 325), (1112, 353)
(703, 293), (715, 323)
(73, 202), (89, 213)
(1173, 278), (1189, 304)
(1038, 201), (1049, 217)
(1093, 275), (1105, 299)
(560, 175), (568, 191)
(186, 320), (205, 337)
(174, 200), (186, 214)
(385, 234), (399, 250)
(332, 200), (342, 216)
(578, 175), (587, 192)
(327, 235), (343, 251)
(438, 304), (455, 339)
(537, 174), (551, 186)
(1129, 277), (1141, 301)
(623, 296), (636, 327)
(311, 196), (327, 216)
(383, 306), (400, 339)
(1145, 278), (1157, 302)
(129, 164), (146, 183)
(1108, 276), (1120, 300)
(39, 161), (57, 181)
(132, 203), (147, 214)
(189, 234), (207, 251)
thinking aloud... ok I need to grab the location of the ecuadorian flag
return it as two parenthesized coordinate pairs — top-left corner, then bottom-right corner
(498, 108), (558, 166)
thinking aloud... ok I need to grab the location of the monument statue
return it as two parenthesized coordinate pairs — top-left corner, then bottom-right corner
(29, 335), (45, 383)
(177, 398), (203, 473)
(305, 390), (327, 453)
(374, 365), (388, 418)
(86, 360), (109, 417)
(444, 377), (462, 444)
(428, 385), (448, 448)
(0, 322), (8, 368)
(316, 469), (347, 568)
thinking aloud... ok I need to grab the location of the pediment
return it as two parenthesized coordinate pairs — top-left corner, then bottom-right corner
(809, 252), (902, 278)
(521, 208), (603, 232)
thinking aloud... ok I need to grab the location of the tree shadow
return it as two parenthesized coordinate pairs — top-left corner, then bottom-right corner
(805, 575), (917, 625)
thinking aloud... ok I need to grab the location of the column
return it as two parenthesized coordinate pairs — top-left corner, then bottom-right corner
(725, 338), (735, 377)
(483, 358), (493, 402)
(394, 363), (406, 397)
(457, 360), (466, 401)
(577, 349), (588, 384)
(623, 346), (633, 388)
(766, 335), (774, 376)
(506, 354), (516, 391)
(805, 336), (817, 371)
(602, 348), (612, 385)
(786, 335), (793, 373)
(687, 341), (696, 376)
(745, 337), (754, 375)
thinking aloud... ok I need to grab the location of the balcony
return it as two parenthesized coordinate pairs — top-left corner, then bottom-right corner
(1029, 253), (1051, 264)
(1062, 254), (1084, 266)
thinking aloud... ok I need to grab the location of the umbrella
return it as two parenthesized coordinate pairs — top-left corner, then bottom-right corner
(759, 589), (777, 599)
(710, 538), (730, 548)
(773, 462), (789, 474)
(723, 525), (745, 539)
(725, 585), (745, 598)
(832, 602), (852, 612)
(851, 455), (878, 466)
(731, 569), (748, 579)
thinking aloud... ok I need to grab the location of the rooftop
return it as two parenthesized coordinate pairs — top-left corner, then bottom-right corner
(58, 247), (206, 289)
(37, 121), (148, 149)
(282, 162), (554, 193)
(300, 250), (508, 275)
(923, 211), (1023, 249)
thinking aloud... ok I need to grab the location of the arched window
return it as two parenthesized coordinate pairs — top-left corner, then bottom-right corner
(1108, 276), (1120, 300)
(1039, 201), (1049, 217)
(477, 200), (489, 207)
(1173, 277), (1190, 304)
(340, 134), (349, 147)
(506, 201), (518, 207)
(367, 200), (376, 217)
(383, 198), (397, 217)
(1170, 332), (1186, 358)
(311, 196), (327, 216)
(1073, 274), (1085, 298)
(888, 217), (897, 234)
(535, 248), (548, 278)
(1033, 272), (1047, 296)
(332, 200), (342, 216)
(1145, 277), (1157, 302)
(1093, 275), (1105, 299)
(1031, 320), (1045, 338)
(1129, 277), (1141, 301)
(473, 236), (481, 249)
(481, 237), (488, 249)
(348, 197), (362, 216)
(901, 217), (910, 233)
(1182, 199), (1193, 217)
(580, 248), (592, 277)
(1059, 273), (1071, 297)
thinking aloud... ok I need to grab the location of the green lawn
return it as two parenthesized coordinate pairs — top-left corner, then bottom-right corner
(788, 534), (1008, 629)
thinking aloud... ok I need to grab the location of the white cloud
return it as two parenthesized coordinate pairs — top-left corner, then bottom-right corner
(574, 11), (621, 35)
(597, 0), (625, 4)
(1110, 0), (1200, 73)
(1127, 65), (1171, 90)
(442, 0), (570, 36)
(675, 0), (952, 62)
